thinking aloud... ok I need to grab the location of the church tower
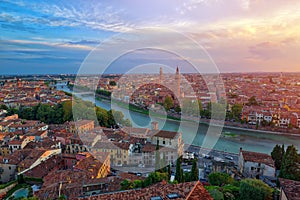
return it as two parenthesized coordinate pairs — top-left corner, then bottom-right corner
(159, 67), (163, 85)
(175, 66), (180, 97)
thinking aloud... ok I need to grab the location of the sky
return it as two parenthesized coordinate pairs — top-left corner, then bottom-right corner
(1, 0), (300, 74)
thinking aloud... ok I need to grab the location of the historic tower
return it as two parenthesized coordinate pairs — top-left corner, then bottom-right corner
(159, 67), (163, 85)
(175, 66), (180, 97)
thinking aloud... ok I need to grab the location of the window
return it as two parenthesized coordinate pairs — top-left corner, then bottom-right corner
(251, 167), (254, 170)
(163, 141), (165, 145)
(8, 166), (11, 170)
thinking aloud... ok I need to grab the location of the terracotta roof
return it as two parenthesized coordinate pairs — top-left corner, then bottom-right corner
(37, 170), (122, 200)
(74, 153), (109, 178)
(78, 181), (211, 200)
(2, 149), (46, 167)
(279, 178), (300, 200)
(186, 181), (213, 200)
(241, 150), (275, 168)
(142, 143), (177, 153)
(70, 120), (94, 127)
(153, 130), (179, 139)
(118, 172), (145, 181)
(24, 137), (59, 149)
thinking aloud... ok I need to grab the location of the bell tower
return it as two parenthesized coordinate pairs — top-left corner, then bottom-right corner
(175, 66), (180, 97)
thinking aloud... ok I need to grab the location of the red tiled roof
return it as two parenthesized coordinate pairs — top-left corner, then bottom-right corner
(78, 181), (212, 200)
(241, 150), (275, 168)
(153, 130), (179, 139)
(279, 178), (300, 200)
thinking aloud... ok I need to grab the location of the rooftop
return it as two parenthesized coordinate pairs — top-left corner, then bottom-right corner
(153, 130), (179, 139)
(78, 181), (212, 200)
(241, 150), (275, 168)
(279, 178), (300, 200)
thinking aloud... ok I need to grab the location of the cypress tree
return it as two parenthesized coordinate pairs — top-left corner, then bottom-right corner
(279, 145), (300, 181)
(175, 156), (183, 183)
(190, 159), (199, 181)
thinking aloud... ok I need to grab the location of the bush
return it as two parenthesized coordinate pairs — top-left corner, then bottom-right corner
(208, 172), (234, 187)
(239, 179), (272, 200)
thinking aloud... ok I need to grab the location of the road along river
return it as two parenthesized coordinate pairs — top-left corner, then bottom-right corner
(57, 84), (300, 154)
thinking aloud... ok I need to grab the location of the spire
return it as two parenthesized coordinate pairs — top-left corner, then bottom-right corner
(176, 66), (179, 74)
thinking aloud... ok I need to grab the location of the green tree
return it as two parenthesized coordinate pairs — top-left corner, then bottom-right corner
(174, 106), (181, 113)
(222, 184), (240, 200)
(0, 104), (8, 110)
(143, 172), (168, 187)
(175, 156), (183, 183)
(58, 195), (67, 200)
(230, 104), (243, 120)
(206, 186), (224, 200)
(181, 99), (202, 116)
(279, 145), (300, 181)
(120, 179), (132, 190)
(190, 159), (199, 181)
(205, 102), (226, 120)
(208, 172), (234, 187)
(109, 81), (117, 86)
(271, 144), (285, 170)
(62, 100), (73, 121)
(167, 164), (172, 179)
(164, 96), (174, 111)
(239, 179), (272, 200)
(133, 180), (143, 188)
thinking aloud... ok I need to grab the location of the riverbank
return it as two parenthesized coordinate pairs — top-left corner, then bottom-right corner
(109, 97), (300, 137)
(61, 85), (300, 138)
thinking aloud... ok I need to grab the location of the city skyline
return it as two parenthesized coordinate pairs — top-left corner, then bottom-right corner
(1, 0), (300, 74)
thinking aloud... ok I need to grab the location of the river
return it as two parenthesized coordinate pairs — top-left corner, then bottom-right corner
(57, 84), (300, 154)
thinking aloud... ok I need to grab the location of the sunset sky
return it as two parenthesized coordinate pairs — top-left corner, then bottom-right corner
(1, 0), (300, 74)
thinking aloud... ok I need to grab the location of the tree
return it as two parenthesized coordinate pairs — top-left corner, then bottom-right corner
(58, 195), (67, 200)
(230, 104), (243, 120)
(62, 100), (73, 121)
(208, 188), (224, 200)
(111, 110), (132, 127)
(109, 81), (116, 86)
(133, 180), (143, 188)
(120, 179), (132, 190)
(164, 96), (173, 111)
(174, 106), (181, 113)
(167, 164), (172, 179)
(208, 172), (234, 187)
(143, 172), (168, 187)
(222, 184), (240, 200)
(175, 156), (183, 183)
(17, 174), (25, 184)
(247, 96), (259, 106)
(208, 102), (226, 120)
(181, 98), (202, 116)
(279, 145), (300, 181)
(190, 159), (199, 181)
(271, 144), (285, 170)
(0, 104), (8, 110)
(239, 179), (272, 200)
